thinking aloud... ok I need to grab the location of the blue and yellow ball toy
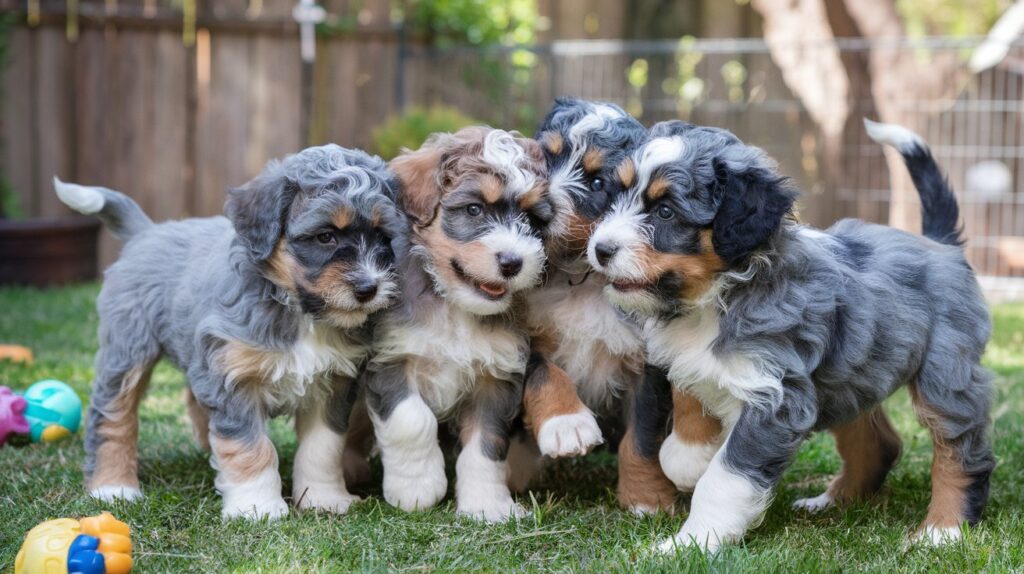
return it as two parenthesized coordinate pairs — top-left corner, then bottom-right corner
(22, 379), (82, 443)
(15, 512), (133, 574)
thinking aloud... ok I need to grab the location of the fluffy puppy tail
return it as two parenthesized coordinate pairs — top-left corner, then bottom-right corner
(53, 177), (153, 242)
(864, 119), (964, 246)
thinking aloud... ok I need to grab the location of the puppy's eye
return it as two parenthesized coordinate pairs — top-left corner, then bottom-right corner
(466, 204), (484, 217)
(590, 178), (605, 192)
(316, 231), (337, 245)
(656, 205), (674, 221)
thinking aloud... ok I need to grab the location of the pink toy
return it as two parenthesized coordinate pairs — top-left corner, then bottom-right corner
(0, 386), (30, 446)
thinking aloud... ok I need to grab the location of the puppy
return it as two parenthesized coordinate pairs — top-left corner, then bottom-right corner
(365, 127), (555, 522)
(519, 98), (723, 512)
(586, 119), (994, 551)
(54, 145), (404, 520)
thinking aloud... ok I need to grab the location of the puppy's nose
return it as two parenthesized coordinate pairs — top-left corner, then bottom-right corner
(594, 242), (619, 266)
(352, 279), (378, 303)
(497, 252), (524, 278)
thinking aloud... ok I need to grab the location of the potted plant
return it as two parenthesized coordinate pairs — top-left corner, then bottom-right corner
(0, 176), (100, 287)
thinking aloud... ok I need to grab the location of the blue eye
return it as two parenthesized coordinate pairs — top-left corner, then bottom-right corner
(656, 205), (674, 220)
(466, 204), (483, 217)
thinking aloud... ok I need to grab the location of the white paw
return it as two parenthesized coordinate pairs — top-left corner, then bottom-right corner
(384, 457), (447, 512)
(222, 495), (289, 521)
(656, 529), (724, 554)
(913, 524), (962, 545)
(293, 485), (362, 515)
(629, 504), (658, 516)
(457, 496), (528, 523)
(659, 432), (719, 492)
(89, 485), (143, 502)
(536, 410), (604, 458)
(793, 492), (834, 513)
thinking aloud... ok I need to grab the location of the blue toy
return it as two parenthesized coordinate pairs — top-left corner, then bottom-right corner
(21, 380), (82, 443)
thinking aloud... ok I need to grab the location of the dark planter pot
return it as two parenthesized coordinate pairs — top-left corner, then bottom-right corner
(0, 217), (101, 287)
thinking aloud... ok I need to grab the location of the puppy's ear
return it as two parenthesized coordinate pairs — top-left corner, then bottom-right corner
(225, 164), (297, 262)
(711, 156), (797, 267)
(390, 144), (444, 227)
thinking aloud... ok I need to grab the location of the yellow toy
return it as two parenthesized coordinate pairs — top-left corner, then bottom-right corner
(14, 512), (132, 574)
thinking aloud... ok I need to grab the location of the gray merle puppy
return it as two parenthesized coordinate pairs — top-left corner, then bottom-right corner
(53, 144), (404, 520)
(586, 119), (994, 551)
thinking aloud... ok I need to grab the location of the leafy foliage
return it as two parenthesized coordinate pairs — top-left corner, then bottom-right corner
(372, 105), (478, 160)
(896, 0), (1014, 37)
(399, 0), (538, 46)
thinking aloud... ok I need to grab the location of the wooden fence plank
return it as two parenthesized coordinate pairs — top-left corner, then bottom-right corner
(34, 26), (75, 217)
(2, 27), (35, 217)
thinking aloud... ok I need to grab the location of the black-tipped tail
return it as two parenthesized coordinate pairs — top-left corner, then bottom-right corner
(864, 119), (964, 246)
(53, 177), (153, 242)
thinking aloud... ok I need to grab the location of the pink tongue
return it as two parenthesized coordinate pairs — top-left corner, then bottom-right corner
(478, 282), (507, 297)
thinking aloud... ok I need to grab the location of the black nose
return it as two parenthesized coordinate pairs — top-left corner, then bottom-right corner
(497, 252), (524, 278)
(594, 242), (618, 266)
(352, 279), (378, 303)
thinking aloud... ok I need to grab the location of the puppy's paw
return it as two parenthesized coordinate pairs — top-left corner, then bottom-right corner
(536, 410), (604, 458)
(659, 432), (718, 492)
(294, 485), (362, 515)
(457, 495), (527, 523)
(222, 495), (290, 521)
(655, 530), (722, 554)
(912, 524), (962, 545)
(89, 485), (143, 503)
(792, 492), (834, 513)
(384, 464), (447, 512)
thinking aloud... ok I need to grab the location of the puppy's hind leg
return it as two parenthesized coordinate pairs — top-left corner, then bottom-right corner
(793, 406), (902, 512)
(184, 388), (211, 452)
(909, 362), (995, 545)
(85, 339), (160, 502)
(292, 375), (361, 514)
(618, 365), (678, 515)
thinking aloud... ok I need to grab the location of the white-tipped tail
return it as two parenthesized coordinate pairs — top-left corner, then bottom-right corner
(53, 176), (105, 215)
(863, 118), (924, 154)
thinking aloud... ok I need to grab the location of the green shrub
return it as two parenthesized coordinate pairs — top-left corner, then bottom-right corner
(372, 106), (478, 160)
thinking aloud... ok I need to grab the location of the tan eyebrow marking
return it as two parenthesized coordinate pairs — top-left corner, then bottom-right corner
(518, 184), (544, 210)
(332, 207), (353, 229)
(583, 148), (604, 173)
(646, 176), (671, 201)
(617, 159), (636, 188)
(480, 173), (504, 204)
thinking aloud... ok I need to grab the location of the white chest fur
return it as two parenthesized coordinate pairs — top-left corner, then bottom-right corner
(220, 321), (366, 414)
(374, 307), (528, 416)
(644, 302), (782, 425)
(526, 274), (644, 410)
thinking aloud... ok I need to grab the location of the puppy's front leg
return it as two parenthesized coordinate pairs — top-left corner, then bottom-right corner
(292, 375), (361, 514)
(456, 374), (527, 522)
(659, 389), (724, 492)
(523, 349), (603, 458)
(618, 364), (678, 515)
(365, 362), (447, 511)
(207, 402), (289, 521)
(658, 377), (815, 553)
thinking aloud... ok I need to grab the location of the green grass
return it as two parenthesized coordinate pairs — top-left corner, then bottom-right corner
(1, 283), (1023, 573)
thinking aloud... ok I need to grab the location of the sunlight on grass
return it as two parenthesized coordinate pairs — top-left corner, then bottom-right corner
(2, 283), (1023, 572)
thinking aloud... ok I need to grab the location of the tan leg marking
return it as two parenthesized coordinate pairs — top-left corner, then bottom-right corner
(617, 427), (678, 514)
(672, 390), (722, 443)
(210, 433), (279, 485)
(184, 388), (211, 452)
(522, 359), (588, 439)
(88, 363), (155, 491)
(342, 398), (374, 487)
(827, 407), (902, 502)
(910, 386), (970, 532)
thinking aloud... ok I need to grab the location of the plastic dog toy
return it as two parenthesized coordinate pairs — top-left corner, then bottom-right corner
(0, 386), (30, 446)
(15, 511), (132, 574)
(22, 380), (83, 442)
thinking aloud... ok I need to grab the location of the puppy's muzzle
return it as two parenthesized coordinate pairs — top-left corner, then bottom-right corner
(593, 241), (619, 268)
(497, 252), (524, 278)
(352, 276), (379, 303)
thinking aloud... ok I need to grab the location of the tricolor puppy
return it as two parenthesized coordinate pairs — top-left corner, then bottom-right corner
(54, 145), (404, 520)
(366, 127), (554, 522)
(587, 119), (994, 551)
(520, 98), (722, 513)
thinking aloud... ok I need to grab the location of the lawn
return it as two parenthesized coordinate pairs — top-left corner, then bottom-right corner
(1, 283), (1023, 573)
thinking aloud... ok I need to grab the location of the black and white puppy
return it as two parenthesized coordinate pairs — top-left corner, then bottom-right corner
(587, 120), (994, 550)
(54, 145), (403, 520)
(365, 127), (556, 522)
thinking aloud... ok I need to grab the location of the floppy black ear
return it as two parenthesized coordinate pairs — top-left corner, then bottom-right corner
(711, 158), (797, 267)
(225, 167), (297, 262)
